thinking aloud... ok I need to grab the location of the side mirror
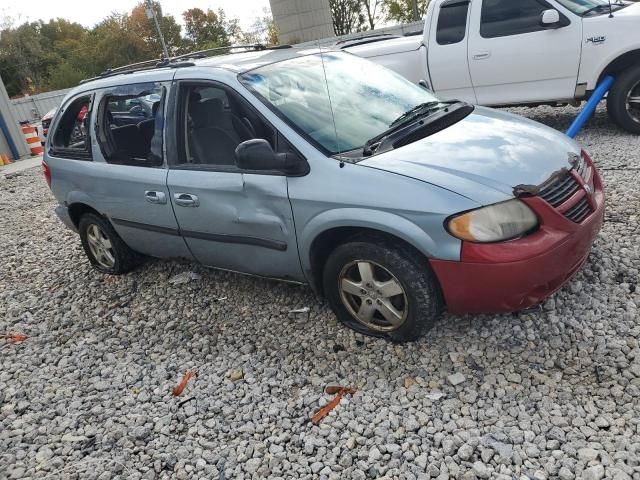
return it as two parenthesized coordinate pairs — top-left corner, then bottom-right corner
(540, 9), (560, 26)
(235, 139), (306, 174)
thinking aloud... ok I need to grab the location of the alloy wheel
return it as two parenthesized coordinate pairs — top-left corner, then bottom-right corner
(338, 260), (408, 332)
(86, 224), (116, 269)
(626, 79), (640, 123)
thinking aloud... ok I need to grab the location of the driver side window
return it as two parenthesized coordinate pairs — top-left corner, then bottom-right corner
(177, 84), (276, 168)
(480, 0), (569, 38)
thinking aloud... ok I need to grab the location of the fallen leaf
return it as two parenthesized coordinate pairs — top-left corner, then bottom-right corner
(1, 333), (27, 344)
(325, 385), (355, 395)
(312, 386), (356, 425)
(172, 370), (197, 396)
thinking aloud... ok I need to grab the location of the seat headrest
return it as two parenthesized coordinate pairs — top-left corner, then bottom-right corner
(151, 101), (160, 117)
(190, 98), (225, 128)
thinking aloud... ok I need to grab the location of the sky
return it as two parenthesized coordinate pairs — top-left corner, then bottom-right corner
(1, 0), (272, 30)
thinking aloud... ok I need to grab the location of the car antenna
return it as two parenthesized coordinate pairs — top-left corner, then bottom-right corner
(608, 0), (613, 17)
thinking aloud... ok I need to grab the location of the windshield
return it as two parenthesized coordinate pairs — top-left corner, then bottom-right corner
(555, 0), (627, 15)
(239, 51), (441, 155)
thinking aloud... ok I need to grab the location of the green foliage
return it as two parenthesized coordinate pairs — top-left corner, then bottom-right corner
(47, 63), (88, 90)
(183, 8), (230, 50)
(330, 0), (367, 35)
(384, 0), (429, 24)
(0, 3), (275, 96)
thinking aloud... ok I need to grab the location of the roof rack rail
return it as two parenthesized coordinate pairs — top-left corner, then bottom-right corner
(80, 44), (292, 85)
(336, 34), (401, 49)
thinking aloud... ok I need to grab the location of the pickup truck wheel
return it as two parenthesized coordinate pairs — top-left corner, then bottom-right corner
(606, 66), (640, 134)
(323, 237), (442, 343)
(79, 213), (142, 274)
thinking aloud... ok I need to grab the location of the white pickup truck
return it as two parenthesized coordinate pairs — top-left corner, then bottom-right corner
(345, 0), (640, 133)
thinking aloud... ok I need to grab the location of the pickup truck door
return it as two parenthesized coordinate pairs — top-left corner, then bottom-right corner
(467, 0), (582, 105)
(427, 0), (477, 104)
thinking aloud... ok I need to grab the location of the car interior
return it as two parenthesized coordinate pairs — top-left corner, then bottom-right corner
(182, 86), (276, 166)
(102, 92), (162, 165)
(52, 97), (90, 151)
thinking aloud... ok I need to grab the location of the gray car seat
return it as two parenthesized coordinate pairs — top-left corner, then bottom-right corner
(189, 98), (244, 165)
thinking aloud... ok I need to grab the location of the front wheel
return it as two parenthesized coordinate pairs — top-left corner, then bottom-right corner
(606, 66), (640, 134)
(323, 237), (443, 343)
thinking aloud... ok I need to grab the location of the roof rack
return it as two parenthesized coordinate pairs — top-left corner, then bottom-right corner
(80, 44), (292, 85)
(336, 34), (400, 49)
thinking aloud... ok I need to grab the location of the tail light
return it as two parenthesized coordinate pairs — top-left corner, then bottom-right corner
(42, 160), (52, 188)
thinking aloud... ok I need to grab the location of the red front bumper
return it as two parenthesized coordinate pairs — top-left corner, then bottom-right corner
(431, 156), (604, 314)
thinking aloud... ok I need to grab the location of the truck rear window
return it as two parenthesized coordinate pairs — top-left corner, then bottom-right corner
(436, 0), (470, 45)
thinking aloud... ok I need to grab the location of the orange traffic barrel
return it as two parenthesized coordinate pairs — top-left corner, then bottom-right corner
(21, 124), (44, 156)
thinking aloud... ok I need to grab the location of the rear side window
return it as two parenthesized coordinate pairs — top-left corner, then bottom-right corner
(95, 84), (165, 167)
(480, 0), (569, 38)
(51, 95), (92, 160)
(436, 0), (470, 45)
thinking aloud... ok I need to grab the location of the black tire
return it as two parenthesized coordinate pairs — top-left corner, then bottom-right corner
(606, 66), (640, 134)
(322, 236), (443, 343)
(78, 213), (142, 274)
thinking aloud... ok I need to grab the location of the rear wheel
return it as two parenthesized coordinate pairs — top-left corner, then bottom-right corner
(323, 237), (442, 342)
(606, 66), (640, 134)
(79, 213), (142, 274)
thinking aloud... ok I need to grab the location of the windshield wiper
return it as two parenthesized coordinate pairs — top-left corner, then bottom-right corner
(581, 4), (613, 15)
(363, 101), (472, 156)
(388, 101), (444, 129)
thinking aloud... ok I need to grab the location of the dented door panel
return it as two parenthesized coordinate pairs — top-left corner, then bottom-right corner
(166, 168), (304, 281)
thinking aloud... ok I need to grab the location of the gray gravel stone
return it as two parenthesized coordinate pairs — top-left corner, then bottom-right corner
(448, 372), (466, 385)
(1, 106), (639, 478)
(583, 465), (605, 480)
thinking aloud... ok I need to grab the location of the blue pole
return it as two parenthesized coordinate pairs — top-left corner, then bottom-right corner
(0, 109), (21, 160)
(566, 75), (615, 138)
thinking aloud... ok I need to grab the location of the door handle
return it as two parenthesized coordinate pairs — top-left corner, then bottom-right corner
(473, 52), (491, 60)
(144, 190), (167, 204)
(174, 193), (200, 207)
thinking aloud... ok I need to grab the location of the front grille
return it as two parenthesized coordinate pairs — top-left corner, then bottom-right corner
(538, 172), (580, 207)
(565, 196), (591, 223)
(576, 156), (588, 179)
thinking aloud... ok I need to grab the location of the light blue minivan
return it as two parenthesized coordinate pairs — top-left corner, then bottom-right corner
(43, 46), (604, 342)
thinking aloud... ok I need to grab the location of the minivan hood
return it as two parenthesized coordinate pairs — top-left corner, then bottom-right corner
(359, 107), (581, 205)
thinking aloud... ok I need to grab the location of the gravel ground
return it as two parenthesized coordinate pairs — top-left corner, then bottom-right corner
(1, 105), (639, 480)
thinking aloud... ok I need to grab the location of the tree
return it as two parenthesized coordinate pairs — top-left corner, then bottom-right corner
(89, 14), (149, 74)
(330, 0), (366, 35)
(0, 22), (54, 96)
(239, 8), (279, 46)
(47, 62), (88, 90)
(384, 0), (429, 23)
(128, 2), (184, 57)
(362, 0), (385, 30)
(183, 8), (230, 50)
(0, 3), (261, 96)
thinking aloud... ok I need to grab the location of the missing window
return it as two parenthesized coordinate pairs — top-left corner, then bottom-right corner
(52, 95), (92, 159)
(96, 84), (165, 167)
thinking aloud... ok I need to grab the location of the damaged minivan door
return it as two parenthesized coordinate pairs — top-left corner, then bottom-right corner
(164, 75), (306, 281)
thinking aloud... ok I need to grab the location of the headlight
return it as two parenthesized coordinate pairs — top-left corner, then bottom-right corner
(447, 199), (538, 243)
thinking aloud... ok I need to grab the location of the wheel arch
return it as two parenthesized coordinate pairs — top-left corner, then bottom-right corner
(67, 202), (102, 228)
(594, 49), (640, 92)
(300, 209), (445, 296)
